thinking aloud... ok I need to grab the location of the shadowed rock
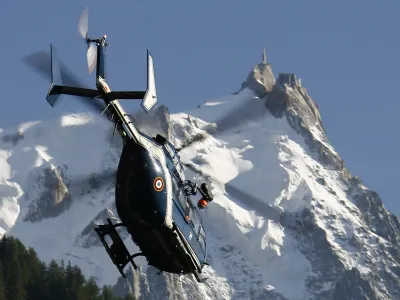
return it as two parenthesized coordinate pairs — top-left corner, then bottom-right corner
(266, 80), (345, 173)
(333, 268), (378, 300)
(74, 202), (129, 249)
(23, 164), (72, 222)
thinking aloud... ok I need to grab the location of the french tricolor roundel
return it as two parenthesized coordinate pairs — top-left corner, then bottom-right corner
(153, 177), (164, 192)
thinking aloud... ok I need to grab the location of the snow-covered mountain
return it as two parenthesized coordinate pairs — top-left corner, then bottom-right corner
(1, 52), (400, 300)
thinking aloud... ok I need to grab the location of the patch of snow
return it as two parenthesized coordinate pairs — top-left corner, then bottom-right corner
(203, 101), (226, 107)
(19, 120), (42, 133)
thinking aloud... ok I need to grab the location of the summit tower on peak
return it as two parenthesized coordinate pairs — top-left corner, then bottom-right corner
(262, 48), (267, 64)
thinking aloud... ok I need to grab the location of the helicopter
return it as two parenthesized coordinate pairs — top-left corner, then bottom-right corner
(23, 7), (278, 283)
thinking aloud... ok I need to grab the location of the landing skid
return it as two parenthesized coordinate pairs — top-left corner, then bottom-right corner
(94, 218), (143, 278)
(192, 268), (208, 283)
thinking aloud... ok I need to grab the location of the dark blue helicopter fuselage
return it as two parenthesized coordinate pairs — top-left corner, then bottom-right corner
(91, 39), (207, 275)
(40, 21), (208, 280)
(115, 135), (207, 274)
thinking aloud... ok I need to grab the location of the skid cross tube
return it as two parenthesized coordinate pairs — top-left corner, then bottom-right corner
(94, 218), (143, 278)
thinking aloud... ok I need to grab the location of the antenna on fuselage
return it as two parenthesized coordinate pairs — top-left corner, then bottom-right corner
(78, 7), (97, 74)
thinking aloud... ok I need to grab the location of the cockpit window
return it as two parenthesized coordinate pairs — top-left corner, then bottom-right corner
(189, 201), (202, 227)
(166, 157), (175, 173)
(171, 176), (180, 196)
(166, 140), (176, 151)
(171, 174), (203, 247)
(171, 176), (188, 212)
(198, 225), (206, 251)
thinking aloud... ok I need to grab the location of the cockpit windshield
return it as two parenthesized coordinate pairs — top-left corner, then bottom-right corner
(165, 155), (176, 174)
(166, 140), (177, 153)
(171, 175), (202, 227)
(188, 201), (202, 226)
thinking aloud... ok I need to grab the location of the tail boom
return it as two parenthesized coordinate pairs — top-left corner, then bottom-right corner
(97, 78), (165, 162)
(45, 45), (162, 158)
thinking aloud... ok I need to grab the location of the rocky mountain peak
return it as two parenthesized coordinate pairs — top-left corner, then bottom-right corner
(234, 51), (400, 299)
(240, 49), (342, 174)
(240, 49), (275, 97)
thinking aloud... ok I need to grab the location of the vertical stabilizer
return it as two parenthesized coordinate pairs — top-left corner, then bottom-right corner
(46, 44), (63, 107)
(141, 50), (157, 112)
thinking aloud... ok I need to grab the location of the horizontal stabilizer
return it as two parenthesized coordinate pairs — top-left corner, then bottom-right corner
(141, 50), (157, 112)
(46, 44), (100, 107)
(47, 85), (100, 106)
(108, 90), (145, 100)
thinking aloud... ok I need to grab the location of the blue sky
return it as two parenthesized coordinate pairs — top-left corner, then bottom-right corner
(1, 1), (399, 215)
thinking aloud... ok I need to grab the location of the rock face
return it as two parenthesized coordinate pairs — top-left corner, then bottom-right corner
(112, 266), (185, 300)
(333, 268), (378, 300)
(242, 51), (344, 173)
(73, 202), (128, 249)
(266, 76), (345, 172)
(23, 164), (72, 222)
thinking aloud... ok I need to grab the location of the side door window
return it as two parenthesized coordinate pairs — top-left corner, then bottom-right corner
(183, 196), (191, 223)
(172, 176), (185, 213)
(198, 225), (206, 251)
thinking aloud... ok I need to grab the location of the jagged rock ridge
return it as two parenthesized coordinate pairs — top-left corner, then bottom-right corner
(243, 50), (400, 299)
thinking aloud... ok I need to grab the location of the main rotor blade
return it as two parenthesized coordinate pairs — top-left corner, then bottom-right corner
(22, 50), (107, 115)
(182, 161), (282, 221)
(177, 96), (268, 152)
(103, 104), (171, 149)
(68, 169), (117, 192)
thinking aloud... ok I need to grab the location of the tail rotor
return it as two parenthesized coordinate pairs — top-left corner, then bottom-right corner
(78, 7), (97, 74)
(78, 7), (89, 40)
(86, 43), (97, 74)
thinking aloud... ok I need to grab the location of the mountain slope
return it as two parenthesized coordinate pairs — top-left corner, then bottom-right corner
(140, 86), (399, 300)
(0, 58), (399, 299)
